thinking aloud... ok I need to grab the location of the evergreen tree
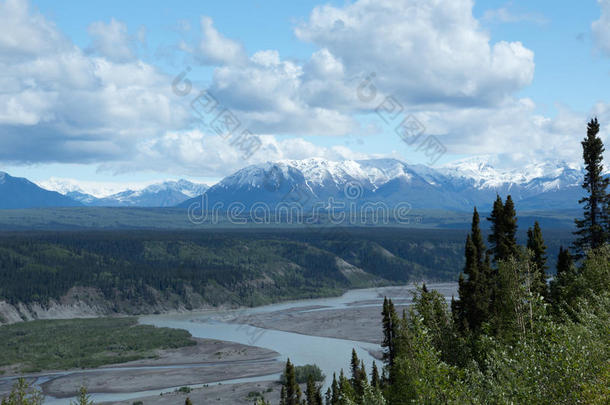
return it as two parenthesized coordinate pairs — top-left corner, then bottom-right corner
(502, 196), (519, 259)
(527, 221), (548, 297)
(350, 349), (360, 385)
(315, 388), (323, 405)
(487, 195), (519, 263)
(359, 360), (368, 386)
(280, 386), (286, 405)
(549, 246), (578, 309)
(338, 370), (356, 402)
(184, 398), (192, 405)
(1, 378), (43, 405)
(486, 196), (521, 337)
(71, 387), (93, 405)
(573, 118), (609, 258)
(455, 208), (492, 332)
(349, 349), (365, 397)
(371, 362), (380, 389)
(305, 375), (320, 405)
(324, 388), (331, 405)
(381, 298), (398, 374)
(487, 195), (505, 263)
(330, 373), (339, 405)
(283, 359), (301, 405)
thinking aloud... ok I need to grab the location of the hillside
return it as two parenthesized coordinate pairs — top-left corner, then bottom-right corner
(0, 172), (81, 209)
(0, 228), (574, 325)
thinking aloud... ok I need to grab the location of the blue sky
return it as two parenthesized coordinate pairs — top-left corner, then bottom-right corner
(2, 0), (610, 193)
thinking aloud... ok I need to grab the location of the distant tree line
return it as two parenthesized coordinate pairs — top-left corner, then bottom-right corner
(0, 228), (479, 307)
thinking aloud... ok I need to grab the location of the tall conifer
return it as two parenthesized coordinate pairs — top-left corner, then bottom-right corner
(381, 298), (398, 371)
(550, 246), (577, 308)
(527, 221), (548, 297)
(283, 359), (301, 405)
(371, 362), (380, 389)
(487, 195), (518, 263)
(487, 195), (505, 263)
(573, 118), (609, 257)
(456, 208), (491, 331)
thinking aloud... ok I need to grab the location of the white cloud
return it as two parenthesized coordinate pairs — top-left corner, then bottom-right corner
(0, 0), (603, 180)
(593, 0), (610, 56)
(114, 130), (367, 177)
(208, 49), (358, 136)
(87, 18), (136, 62)
(416, 98), (610, 167)
(295, 0), (535, 107)
(0, 0), (190, 165)
(182, 16), (247, 65)
(0, 0), (69, 61)
(191, 0), (538, 141)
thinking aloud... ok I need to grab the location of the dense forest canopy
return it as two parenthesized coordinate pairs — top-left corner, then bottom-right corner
(0, 228), (574, 309)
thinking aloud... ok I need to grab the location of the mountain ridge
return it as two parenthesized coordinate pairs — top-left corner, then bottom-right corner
(1, 157), (599, 210)
(0, 172), (82, 209)
(179, 157), (589, 212)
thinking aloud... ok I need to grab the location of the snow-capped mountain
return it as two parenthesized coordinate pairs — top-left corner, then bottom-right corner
(1, 157), (594, 211)
(38, 179), (209, 207)
(439, 157), (582, 191)
(180, 157), (589, 212)
(92, 180), (209, 207)
(0, 172), (82, 209)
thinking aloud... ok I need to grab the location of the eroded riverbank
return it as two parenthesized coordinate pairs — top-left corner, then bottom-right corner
(2, 284), (457, 404)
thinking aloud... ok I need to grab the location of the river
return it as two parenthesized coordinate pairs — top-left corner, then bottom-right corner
(8, 283), (458, 404)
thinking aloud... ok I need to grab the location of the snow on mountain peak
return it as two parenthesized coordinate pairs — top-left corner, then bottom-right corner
(440, 156), (583, 189)
(37, 178), (209, 206)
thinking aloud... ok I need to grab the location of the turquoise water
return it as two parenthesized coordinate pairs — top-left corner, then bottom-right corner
(31, 283), (458, 404)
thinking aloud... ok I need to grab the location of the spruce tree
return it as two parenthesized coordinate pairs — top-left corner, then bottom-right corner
(359, 360), (367, 386)
(487, 195), (505, 263)
(330, 373), (339, 405)
(72, 387), (93, 405)
(527, 221), (548, 297)
(456, 208), (491, 332)
(324, 388), (331, 405)
(550, 246), (577, 309)
(350, 349), (360, 385)
(381, 298), (398, 372)
(370, 362), (380, 389)
(184, 398), (193, 405)
(305, 375), (319, 405)
(349, 349), (364, 397)
(283, 359), (301, 405)
(502, 196), (519, 258)
(487, 195), (519, 263)
(573, 118), (609, 257)
(338, 370), (356, 402)
(315, 387), (322, 405)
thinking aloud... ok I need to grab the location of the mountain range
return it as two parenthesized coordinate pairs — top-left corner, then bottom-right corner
(0, 175), (208, 209)
(0, 157), (600, 211)
(0, 172), (81, 209)
(179, 157), (589, 212)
